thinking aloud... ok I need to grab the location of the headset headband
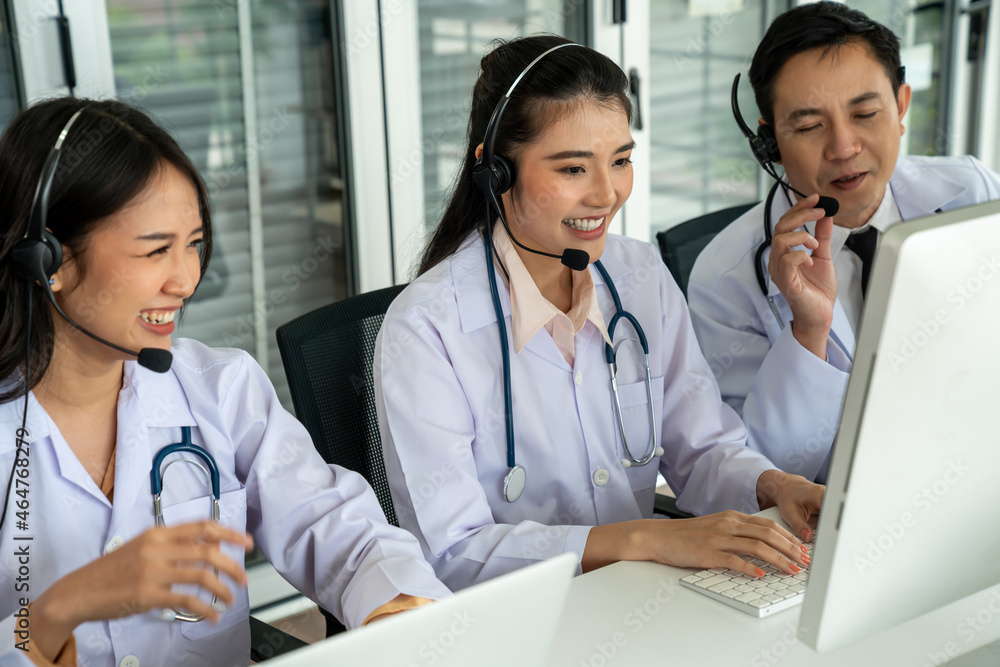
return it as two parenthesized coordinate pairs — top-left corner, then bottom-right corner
(480, 42), (584, 175)
(25, 109), (83, 244)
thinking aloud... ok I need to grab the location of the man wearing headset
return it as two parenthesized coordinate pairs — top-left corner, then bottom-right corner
(687, 2), (1000, 483)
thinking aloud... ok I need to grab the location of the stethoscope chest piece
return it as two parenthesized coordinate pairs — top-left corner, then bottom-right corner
(150, 426), (222, 623)
(504, 465), (526, 503)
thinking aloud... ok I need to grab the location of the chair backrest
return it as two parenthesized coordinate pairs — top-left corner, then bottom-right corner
(655, 202), (756, 298)
(276, 284), (406, 526)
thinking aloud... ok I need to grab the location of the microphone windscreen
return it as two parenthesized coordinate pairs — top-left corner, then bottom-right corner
(816, 196), (840, 217)
(137, 348), (173, 373)
(561, 248), (591, 272)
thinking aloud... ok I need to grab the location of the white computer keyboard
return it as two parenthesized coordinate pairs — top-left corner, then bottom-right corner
(679, 542), (813, 617)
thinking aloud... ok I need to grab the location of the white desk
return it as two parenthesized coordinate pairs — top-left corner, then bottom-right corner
(549, 509), (1000, 666)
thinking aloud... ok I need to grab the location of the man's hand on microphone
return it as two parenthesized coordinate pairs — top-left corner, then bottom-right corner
(767, 193), (837, 359)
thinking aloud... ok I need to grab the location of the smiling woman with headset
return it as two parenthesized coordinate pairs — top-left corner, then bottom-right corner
(0, 98), (449, 667)
(374, 35), (823, 593)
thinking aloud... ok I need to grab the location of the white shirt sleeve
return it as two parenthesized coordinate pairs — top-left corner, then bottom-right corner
(224, 351), (451, 628)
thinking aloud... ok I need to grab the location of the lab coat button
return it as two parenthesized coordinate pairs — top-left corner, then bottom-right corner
(574, 371), (583, 386)
(593, 469), (609, 486)
(120, 655), (140, 667)
(105, 536), (125, 554)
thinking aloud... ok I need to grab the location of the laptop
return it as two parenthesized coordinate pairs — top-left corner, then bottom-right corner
(268, 553), (576, 666)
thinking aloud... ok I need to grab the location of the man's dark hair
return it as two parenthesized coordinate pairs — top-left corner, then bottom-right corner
(749, 1), (903, 126)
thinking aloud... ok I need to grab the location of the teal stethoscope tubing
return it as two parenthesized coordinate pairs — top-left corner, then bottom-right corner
(150, 426), (222, 622)
(483, 232), (661, 503)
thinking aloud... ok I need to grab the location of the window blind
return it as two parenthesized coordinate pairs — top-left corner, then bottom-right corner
(107, 0), (348, 410)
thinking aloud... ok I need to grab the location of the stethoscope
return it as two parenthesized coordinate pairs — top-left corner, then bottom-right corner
(150, 426), (221, 622)
(754, 181), (790, 330)
(483, 234), (662, 503)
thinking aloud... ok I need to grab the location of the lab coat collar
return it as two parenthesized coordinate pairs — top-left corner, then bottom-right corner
(0, 388), (54, 469)
(0, 383), (40, 444)
(103, 360), (198, 522)
(453, 232), (509, 334)
(889, 158), (968, 219)
(452, 231), (633, 335)
(0, 362), (197, 512)
(122, 359), (198, 429)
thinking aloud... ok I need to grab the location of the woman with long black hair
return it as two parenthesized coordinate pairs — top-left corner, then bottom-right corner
(375, 35), (824, 592)
(0, 98), (448, 667)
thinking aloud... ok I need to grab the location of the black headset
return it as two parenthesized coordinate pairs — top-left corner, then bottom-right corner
(731, 74), (781, 168)
(9, 111), (80, 291)
(731, 73), (840, 298)
(0, 110), (83, 534)
(1, 107), (171, 533)
(731, 65), (905, 298)
(472, 42), (591, 273)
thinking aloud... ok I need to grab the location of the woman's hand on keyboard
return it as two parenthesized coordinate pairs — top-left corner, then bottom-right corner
(582, 511), (811, 576)
(641, 511), (811, 576)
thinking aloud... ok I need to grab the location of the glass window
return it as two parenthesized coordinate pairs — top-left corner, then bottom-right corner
(648, 0), (769, 237)
(414, 0), (588, 238)
(106, 0), (348, 408)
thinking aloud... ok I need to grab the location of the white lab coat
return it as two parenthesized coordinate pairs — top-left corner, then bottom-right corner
(688, 155), (1000, 483)
(0, 339), (449, 667)
(374, 232), (777, 592)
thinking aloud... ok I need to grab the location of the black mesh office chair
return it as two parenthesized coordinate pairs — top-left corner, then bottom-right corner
(656, 202), (756, 299)
(275, 284), (406, 637)
(275, 284), (693, 582)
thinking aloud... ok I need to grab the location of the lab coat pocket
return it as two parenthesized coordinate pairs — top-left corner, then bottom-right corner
(158, 488), (250, 640)
(615, 377), (664, 492)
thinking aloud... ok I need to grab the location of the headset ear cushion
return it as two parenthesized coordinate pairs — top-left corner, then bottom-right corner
(10, 231), (63, 286)
(42, 230), (63, 277)
(757, 124), (780, 163)
(471, 157), (494, 196)
(491, 154), (515, 196)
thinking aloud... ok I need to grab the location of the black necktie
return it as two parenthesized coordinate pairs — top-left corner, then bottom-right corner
(845, 227), (879, 297)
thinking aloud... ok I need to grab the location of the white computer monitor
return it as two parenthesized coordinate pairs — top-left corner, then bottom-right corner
(799, 199), (1000, 653)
